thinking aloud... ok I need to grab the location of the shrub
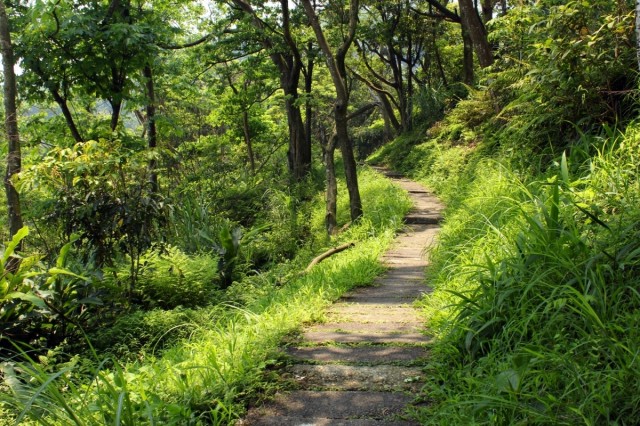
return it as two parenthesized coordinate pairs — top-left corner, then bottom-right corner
(116, 245), (221, 309)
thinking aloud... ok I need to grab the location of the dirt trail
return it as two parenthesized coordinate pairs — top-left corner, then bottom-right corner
(240, 170), (444, 425)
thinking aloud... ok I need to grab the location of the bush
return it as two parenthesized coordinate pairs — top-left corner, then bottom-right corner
(123, 245), (221, 309)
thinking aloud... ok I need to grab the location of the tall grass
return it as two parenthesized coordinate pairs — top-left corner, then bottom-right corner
(0, 167), (411, 424)
(410, 125), (640, 424)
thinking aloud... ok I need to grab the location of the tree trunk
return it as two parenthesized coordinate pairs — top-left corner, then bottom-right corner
(323, 131), (338, 235)
(304, 45), (315, 164)
(50, 89), (84, 142)
(336, 101), (362, 221)
(434, 38), (449, 88)
(301, 0), (363, 222)
(481, 0), (493, 23)
(459, 0), (493, 68)
(461, 23), (475, 84)
(109, 99), (122, 131)
(143, 64), (158, 192)
(406, 33), (414, 132)
(242, 110), (255, 174)
(231, 0), (310, 182)
(283, 87), (310, 181)
(0, 1), (24, 251)
(636, 0), (640, 72)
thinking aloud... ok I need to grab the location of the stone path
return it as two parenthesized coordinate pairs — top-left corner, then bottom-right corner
(240, 171), (444, 425)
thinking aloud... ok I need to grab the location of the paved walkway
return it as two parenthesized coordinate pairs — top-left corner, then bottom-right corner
(241, 171), (444, 425)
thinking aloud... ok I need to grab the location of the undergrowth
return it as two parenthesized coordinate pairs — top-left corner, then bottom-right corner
(370, 111), (640, 424)
(0, 167), (411, 425)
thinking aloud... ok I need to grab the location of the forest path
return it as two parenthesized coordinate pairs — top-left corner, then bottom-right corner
(240, 170), (444, 425)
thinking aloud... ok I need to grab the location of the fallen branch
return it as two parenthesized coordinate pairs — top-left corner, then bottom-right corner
(305, 242), (355, 273)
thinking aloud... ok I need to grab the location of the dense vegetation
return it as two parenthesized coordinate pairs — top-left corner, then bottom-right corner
(1, 0), (638, 424)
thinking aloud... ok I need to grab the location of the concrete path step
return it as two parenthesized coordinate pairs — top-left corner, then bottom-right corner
(285, 346), (428, 364)
(302, 330), (431, 345)
(307, 322), (427, 334)
(243, 391), (415, 422)
(243, 417), (418, 426)
(404, 214), (444, 225)
(289, 364), (423, 392)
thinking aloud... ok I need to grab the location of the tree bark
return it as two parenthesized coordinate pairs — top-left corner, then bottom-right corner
(481, 0), (493, 23)
(461, 22), (475, 84)
(109, 99), (122, 131)
(459, 0), (493, 68)
(434, 37), (449, 87)
(322, 131), (338, 235)
(305, 242), (354, 272)
(301, 0), (363, 222)
(143, 64), (158, 192)
(304, 42), (315, 164)
(636, 0), (640, 72)
(0, 0), (24, 249)
(50, 88), (84, 142)
(242, 110), (255, 174)
(350, 67), (401, 131)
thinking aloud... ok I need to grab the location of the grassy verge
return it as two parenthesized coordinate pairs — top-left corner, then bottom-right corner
(0, 167), (411, 425)
(370, 124), (640, 424)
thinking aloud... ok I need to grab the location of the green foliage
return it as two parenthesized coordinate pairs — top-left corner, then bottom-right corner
(109, 245), (221, 309)
(0, 228), (103, 350)
(487, 0), (636, 150)
(412, 124), (640, 424)
(20, 140), (169, 274)
(0, 168), (410, 424)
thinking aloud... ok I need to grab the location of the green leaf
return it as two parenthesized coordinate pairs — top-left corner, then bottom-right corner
(2, 227), (29, 264)
(56, 235), (80, 268)
(6, 291), (46, 309)
(48, 267), (88, 281)
(496, 369), (520, 393)
(560, 151), (569, 184)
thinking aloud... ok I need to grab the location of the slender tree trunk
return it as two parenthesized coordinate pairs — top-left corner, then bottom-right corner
(351, 69), (401, 131)
(481, 0), (493, 23)
(50, 89), (84, 142)
(301, 0), (362, 222)
(434, 38), (449, 88)
(336, 101), (362, 221)
(459, 0), (494, 68)
(226, 74), (256, 175)
(406, 34), (414, 132)
(283, 87), (310, 180)
(0, 1), (24, 251)
(304, 45), (315, 162)
(636, 0), (640, 72)
(110, 99), (122, 131)
(461, 24), (475, 84)
(322, 130), (338, 235)
(231, 0), (310, 181)
(143, 64), (158, 192)
(242, 110), (255, 174)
